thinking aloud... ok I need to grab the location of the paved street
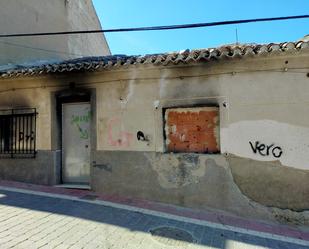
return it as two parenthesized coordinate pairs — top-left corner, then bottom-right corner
(0, 189), (306, 249)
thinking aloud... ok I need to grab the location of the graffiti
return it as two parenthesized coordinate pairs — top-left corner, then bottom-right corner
(249, 141), (283, 158)
(71, 111), (90, 140)
(19, 131), (35, 141)
(107, 117), (133, 148)
(71, 111), (90, 125)
(137, 131), (146, 141)
(137, 131), (150, 142)
(93, 163), (112, 172)
(75, 124), (89, 139)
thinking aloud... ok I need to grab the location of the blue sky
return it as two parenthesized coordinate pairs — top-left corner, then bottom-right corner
(92, 0), (309, 55)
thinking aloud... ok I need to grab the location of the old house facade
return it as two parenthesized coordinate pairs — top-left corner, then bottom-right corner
(0, 41), (309, 223)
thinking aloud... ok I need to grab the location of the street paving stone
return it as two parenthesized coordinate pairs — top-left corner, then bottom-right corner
(0, 190), (306, 249)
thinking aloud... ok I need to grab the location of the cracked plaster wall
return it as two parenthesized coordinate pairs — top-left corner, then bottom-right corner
(92, 151), (275, 222)
(1, 54), (309, 224)
(93, 55), (309, 223)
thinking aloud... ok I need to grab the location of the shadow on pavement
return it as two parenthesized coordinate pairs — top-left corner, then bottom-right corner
(0, 189), (306, 249)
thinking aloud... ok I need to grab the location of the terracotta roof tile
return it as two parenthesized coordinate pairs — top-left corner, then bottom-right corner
(0, 41), (309, 79)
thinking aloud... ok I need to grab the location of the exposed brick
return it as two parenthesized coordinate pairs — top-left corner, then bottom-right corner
(188, 143), (205, 152)
(168, 142), (190, 152)
(165, 107), (219, 153)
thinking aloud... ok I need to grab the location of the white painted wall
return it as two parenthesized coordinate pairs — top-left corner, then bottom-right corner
(224, 120), (309, 170)
(93, 53), (309, 171)
(1, 52), (309, 172)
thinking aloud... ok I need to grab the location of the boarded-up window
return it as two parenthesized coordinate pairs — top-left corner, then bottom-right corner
(164, 107), (220, 153)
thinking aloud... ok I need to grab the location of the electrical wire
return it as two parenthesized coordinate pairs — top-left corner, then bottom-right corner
(0, 15), (307, 57)
(0, 39), (87, 57)
(0, 15), (308, 38)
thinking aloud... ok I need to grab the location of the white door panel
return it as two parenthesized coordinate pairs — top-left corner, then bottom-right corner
(62, 103), (90, 184)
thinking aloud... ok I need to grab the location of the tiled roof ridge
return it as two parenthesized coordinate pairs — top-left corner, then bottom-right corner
(1, 41), (309, 79)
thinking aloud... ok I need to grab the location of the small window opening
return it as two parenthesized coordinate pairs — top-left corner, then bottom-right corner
(0, 108), (37, 158)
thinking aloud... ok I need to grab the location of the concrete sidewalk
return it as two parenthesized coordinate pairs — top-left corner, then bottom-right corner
(0, 180), (307, 248)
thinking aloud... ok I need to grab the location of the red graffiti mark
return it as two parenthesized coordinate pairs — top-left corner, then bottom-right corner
(107, 118), (133, 148)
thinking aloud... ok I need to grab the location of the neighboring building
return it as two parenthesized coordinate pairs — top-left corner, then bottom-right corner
(0, 41), (309, 224)
(300, 34), (309, 42)
(0, 0), (110, 65)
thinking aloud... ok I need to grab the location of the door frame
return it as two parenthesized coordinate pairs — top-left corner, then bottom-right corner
(52, 87), (95, 187)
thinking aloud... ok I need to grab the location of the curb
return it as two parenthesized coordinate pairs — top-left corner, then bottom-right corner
(0, 183), (308, 246)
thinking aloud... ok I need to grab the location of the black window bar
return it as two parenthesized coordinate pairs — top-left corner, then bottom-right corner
(0, 108), (37, 158)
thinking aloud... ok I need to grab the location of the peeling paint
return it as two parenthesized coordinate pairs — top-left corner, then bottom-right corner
(271, 208), (309, 225)
(104, 151), (276, 222)
(159, 71), (169, 99)
(145, 153), (205, 188)
(229, 155), (309, 211)
(119, 75), (136, 108)
(145, 153), (229, 189)
(224, 120), (309, 170)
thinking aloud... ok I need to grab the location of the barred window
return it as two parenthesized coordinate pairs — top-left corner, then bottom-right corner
(0, 108), (37, 158)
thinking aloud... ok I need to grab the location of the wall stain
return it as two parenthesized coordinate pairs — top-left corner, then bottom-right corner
(228, 154), (309, 211)
(146, 153), (206, 189)
(93, 163), (112, 172)
(107, 117), (133, 148)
